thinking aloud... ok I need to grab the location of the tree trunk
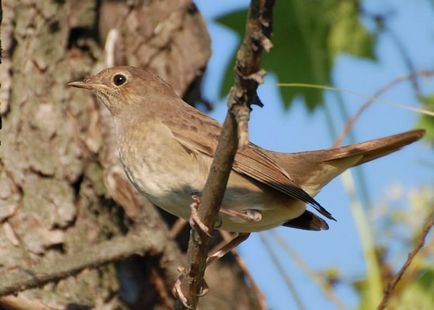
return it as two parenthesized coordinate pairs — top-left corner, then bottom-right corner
(0, 0), (262, 309)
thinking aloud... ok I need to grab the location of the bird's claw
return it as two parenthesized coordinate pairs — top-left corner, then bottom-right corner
(189, 195), (212, 238)
(173, 268), (192, 309)
(172, 267), (209, 307)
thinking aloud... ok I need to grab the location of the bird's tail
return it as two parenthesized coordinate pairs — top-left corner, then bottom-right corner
(320, 129), (425, 167)
(268, 129), (425, 195)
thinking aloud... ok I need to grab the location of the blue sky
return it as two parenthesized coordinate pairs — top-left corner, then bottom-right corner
(196, 1), (434, 309)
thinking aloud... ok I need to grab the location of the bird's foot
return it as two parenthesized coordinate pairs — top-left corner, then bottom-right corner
(189, 195), (212, 238)
(173, 267), (191, 309)
(172, 267), (209, 307)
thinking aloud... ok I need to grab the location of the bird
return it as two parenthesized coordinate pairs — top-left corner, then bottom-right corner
(68, 66), (425, 234)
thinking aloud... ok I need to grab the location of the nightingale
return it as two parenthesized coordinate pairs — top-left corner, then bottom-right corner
(68, 66), (425, 233)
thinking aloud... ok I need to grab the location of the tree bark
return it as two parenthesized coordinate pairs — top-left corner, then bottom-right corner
(0, 0), (262, 308)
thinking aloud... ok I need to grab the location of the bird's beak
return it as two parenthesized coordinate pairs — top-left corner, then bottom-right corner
(67, 79), (104, 90)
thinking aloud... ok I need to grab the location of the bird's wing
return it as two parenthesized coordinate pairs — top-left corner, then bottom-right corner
(164, 102), (335, 220)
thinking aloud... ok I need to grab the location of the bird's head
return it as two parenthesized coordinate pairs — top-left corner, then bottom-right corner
(68, 66), (177, 116)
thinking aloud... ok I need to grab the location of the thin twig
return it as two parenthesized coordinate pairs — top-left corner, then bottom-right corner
(170, 218), (188, 238)
(259, 233), (305, 310)
(333, 70), (434, 148)
(0, 294), (53, 310)
(270, 231), (348, 310)
(331, 71), (434, 307)
(402, 234), (434, 283)
(150, 268), (175, 310)
(177, 0), (275, 309)
(329, 70), (434, 309)
(378, 216), (434, 310)
(385, 25), (420, 93)
(220, 231), (268, 310)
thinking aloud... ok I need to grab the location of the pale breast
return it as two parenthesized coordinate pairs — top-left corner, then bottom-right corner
(118, 121), (206, 219)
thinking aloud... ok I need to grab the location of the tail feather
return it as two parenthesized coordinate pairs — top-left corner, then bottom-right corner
(283, 210), (329, 231)
(320, 129), (425, 166)
(274, 129), (424, 231)
(268, 129), (425, 196)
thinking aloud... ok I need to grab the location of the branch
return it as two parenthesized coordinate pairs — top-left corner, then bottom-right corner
(259, 233), (304, 310)
(0, 214), (184, 297)
(219, 231), (268, 310)
(333, 70), (434, 148)
(177, 0), (275, 308)
(269, 231), (347, 310)
(377, 216), (434, 310)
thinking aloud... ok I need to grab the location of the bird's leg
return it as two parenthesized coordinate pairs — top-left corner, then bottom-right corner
(189, 192), (262, 232)
(219, 208), (262, 223)
(189, 194), (211, 237)
(206, 233), (251, 266)
(177, 195), (253, 302)
(190, 201), (261, 233)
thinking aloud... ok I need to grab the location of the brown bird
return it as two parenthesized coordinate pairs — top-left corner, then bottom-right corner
(68, 66), (425, 233)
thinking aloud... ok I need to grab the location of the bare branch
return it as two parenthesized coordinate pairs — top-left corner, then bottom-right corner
(377, 216), (434, 310)
(269, 231), (347, 310)
(0, 218), (184, 297)
(259, 233), (304, 310)
(0, 294), (53, 310)
(177, 0), (275, 308)
(220, 231), (268, 310)
(170, 218), (188, 238)
(333, 70), (434, 148)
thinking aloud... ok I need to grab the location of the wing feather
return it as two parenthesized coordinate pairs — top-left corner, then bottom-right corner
(164, 102), (335, 220)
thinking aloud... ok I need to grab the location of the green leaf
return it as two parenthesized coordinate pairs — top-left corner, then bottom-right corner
(329, 1), (375, 59)
(216, 0), (376, 111)
(417, 95), (434, 144)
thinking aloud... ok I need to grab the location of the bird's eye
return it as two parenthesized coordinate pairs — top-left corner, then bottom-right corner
(113, 74), (127, 86)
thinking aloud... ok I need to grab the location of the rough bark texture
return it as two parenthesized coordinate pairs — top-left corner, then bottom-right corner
(0, 0), (261, 308)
